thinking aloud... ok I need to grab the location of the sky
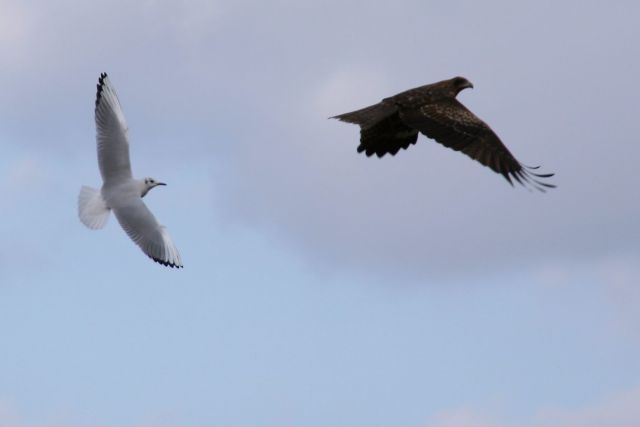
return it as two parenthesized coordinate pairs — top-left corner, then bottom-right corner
(1, 0), (639, 426)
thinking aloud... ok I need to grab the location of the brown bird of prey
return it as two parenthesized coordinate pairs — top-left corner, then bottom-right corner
(332, 76), (555, 191)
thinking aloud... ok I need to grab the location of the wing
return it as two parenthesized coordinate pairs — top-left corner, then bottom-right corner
(332, 102), (418, 156)
(95, 73), (133, 184)
(357, 112), (419, 157)
(399, 99), (555, 191)
(113, 197), (183, 268)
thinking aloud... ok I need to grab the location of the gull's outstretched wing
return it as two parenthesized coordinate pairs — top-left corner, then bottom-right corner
(113, 197), (183, 268)
(95, 73), (133, 183)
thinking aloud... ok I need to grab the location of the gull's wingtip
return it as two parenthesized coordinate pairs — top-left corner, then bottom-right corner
(151, 256), (184, 269)
(95, 72), (109, 107)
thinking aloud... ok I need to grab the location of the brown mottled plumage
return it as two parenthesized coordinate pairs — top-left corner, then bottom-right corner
(332, 76), (555, 191)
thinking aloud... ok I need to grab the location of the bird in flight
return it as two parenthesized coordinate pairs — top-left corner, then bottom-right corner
(78, 73), (183, 268)
(332, 76), (555, 191)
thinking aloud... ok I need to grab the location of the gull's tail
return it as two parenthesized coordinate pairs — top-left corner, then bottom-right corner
(78, 186), (110, 229)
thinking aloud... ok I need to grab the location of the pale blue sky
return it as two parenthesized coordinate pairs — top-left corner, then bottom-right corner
(1, 1), (639, 426)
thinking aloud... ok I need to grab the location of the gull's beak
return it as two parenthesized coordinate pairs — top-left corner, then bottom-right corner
(156, 182), (167, 186)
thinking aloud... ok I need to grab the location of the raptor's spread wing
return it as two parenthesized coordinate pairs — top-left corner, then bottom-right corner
(400, 98), (555, 191)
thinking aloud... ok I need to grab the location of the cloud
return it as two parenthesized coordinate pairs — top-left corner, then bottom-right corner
(0, 153), (55, 274)
(0, 400), (94, 427)
(0, 401), (23, 427)
(2, 155), (43, 192)
(426, 407), (503, 427)
(0, 400), (183, 427)
(536, 386), (640, 427)
(204, 1), (640, 281)
(532, 253), (640, 339)
(596, 255), (640, 336)
(1, 0), (639, 281)
(424, 386), (640, 427)
(0, 2), (34, 64)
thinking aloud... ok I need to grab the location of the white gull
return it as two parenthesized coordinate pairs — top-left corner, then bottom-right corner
(78, 73), (183, 268)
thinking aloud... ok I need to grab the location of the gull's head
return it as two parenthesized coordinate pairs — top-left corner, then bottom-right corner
(141, 177), (166, 197)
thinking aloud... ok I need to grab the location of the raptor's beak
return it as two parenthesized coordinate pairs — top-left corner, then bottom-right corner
(466, 82), (474, 89)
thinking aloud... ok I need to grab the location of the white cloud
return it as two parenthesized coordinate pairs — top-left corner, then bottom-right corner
(598, 254), (640, 336)
(312, 67), (391, 119)
(424, 386), (640, 427)
(0, 2), (34, 64)
(532, 253), (640, 339)
(537, 386), (640, 427)
(0, 399), (188, 427)
(0, 401), (23, 427)
(4, 156), (42, 188)
(203, 1), (640, 281)
(0, 154), (45, 202)
(426, 407), (503, 427)
(1, 0), (639, 283)
(0, 400), (96, 427)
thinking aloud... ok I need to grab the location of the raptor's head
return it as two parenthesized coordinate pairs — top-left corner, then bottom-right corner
(450, 76), (474, 95)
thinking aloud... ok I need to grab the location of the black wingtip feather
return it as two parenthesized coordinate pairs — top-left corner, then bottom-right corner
(536, 181), (557, 188)
(511, 170), (526, 186)
(151, 256), (183, 269)
(503, 163), (556, 193)
(530, 172), (555, 178)
(501, 172), (514, 186)
(95, 72), (108, 108)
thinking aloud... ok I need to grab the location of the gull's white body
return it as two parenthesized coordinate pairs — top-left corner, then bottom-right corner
(78, 73), (183, 268)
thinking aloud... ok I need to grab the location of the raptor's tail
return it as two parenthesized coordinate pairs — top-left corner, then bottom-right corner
(331, 102), (395, 129)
